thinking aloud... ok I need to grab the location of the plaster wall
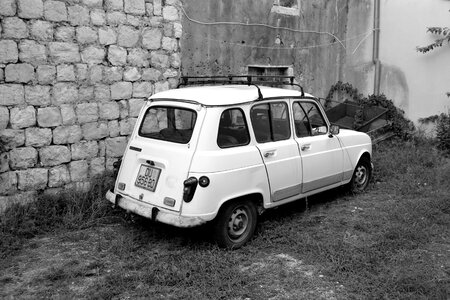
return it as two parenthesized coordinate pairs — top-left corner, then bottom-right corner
(379, 0), (450, 122)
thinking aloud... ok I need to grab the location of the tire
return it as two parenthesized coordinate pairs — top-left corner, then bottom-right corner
(212, 200), (257, 249)
(349, 158), (371, 193)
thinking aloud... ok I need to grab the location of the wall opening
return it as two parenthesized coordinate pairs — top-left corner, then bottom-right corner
(271, 0), (300, 16)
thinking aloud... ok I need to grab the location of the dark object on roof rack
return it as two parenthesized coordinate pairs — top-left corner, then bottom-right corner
(178, 75), (305, 97)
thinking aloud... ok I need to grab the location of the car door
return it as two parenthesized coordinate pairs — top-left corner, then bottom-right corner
(292, 100), (344, 193)
(250, 101), (302, 202)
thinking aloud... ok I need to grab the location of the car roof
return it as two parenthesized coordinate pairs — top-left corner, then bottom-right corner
(149, 85), (314, 106)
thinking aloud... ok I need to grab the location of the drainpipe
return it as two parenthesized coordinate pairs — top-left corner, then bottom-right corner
(373, 0), (381, 96)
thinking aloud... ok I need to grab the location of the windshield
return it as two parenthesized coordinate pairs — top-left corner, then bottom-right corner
(138, 106), (197, 144)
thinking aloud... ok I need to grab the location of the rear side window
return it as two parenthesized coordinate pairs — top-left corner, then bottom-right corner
(251, 102), (290, 143)
(139, 106), (197, 144)
(217, 108), (250, 148)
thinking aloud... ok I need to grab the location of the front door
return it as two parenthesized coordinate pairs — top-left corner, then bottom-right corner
(292, 100), (344, 192)
(251, 101), (302, 202)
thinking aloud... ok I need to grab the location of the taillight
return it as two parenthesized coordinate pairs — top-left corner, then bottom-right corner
(183, 177), (198, 202)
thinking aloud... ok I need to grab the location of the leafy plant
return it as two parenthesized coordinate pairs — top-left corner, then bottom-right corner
(416, 26), (450, 54)
(435, 113), (450, 155)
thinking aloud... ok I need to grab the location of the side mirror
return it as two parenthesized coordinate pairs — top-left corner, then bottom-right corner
(329, 124), (340, 137)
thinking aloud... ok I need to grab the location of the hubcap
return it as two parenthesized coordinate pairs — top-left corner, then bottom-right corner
(354, 165), (368, 188)
(228, 208), (249, 240)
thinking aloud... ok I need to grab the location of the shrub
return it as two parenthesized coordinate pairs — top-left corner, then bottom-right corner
(436, 113), (450, 154)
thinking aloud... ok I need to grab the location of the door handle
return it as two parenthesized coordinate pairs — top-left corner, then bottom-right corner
(264, 150), (275, 158)
(301, 144), (311, 151)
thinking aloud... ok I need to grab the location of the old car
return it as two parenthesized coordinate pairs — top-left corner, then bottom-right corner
(106, 75), (373, 248)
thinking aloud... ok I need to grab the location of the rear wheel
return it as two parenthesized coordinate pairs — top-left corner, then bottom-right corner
(350, 158), (371, 193)
(213, 200), (257, 249)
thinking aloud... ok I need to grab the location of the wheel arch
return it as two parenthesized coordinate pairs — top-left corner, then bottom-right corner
(216, 193), (265, 217)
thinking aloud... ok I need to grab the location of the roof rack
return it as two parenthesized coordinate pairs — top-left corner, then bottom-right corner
(178, 75), (305, 97)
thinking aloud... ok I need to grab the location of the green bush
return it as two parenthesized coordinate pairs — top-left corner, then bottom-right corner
(436, 113), (450, 154)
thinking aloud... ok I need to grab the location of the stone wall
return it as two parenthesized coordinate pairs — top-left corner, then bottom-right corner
(0, 0), (182, 208)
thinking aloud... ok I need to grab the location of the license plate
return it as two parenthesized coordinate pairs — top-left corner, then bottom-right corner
(135, 165), (161, 192)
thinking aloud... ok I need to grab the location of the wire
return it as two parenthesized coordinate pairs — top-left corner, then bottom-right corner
(179, 5), (347, 49)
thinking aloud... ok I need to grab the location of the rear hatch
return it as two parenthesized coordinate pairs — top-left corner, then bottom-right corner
(115, 101), (204, 212)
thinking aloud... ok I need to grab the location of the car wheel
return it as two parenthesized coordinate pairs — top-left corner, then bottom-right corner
(213, 200), (257, 249)
(350, 158), (371, 193)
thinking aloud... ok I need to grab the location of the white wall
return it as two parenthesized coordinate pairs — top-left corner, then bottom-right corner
(380, 0), (450, 123)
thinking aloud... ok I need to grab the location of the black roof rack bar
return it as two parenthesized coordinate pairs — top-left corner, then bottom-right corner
(178, 75), (304, 97)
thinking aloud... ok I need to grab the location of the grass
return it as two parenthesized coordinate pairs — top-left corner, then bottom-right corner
(0, 139), (449, 299)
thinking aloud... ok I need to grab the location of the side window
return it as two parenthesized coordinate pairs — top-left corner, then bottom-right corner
(251, 102), (291, 143)
(217, 108), (250, 148)
(293, 102), (328, 137)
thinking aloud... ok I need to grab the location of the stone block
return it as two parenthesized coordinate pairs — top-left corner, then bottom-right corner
(71, 141), (98, 160)
(49, 42), (80, 63)
(150, 52), (169, 69)
(142, 68), (161, 82)
(18, 0), (43, 19)
(0, 40), (18, 63)
(37, 65), (56, 84)
(111, 81), (132, 99)
(0, 129), (25, 151)
(2, 17), (28, 39)
(117, 25), (139, 47)
(82, 0), (102, 8)
(107, 11), (126, 25)
(55, 26), (75, 42)
(60, 104), (76, 125)
(0, 107), (8, 130)
(76, 64), (88, 81)
(76, 102), (98, 124)
(53, 125), (82, 144)
(118, 100), (128, 118)
(132, 82), (152, 98)
(98, 140), (105, 156)
(39, 145), (71, 166)
(25, 85), (51, 106)
(10, 106), (36, 129)
(126, 14), (140, 26)
(145, 3), (152, 16)
(17, 168), (48, 190)
(44, 0), (67, 22)
(105, 136), (127, 157)
(0, 172), (16, 195)
(68, 5), (90, 26)
(30, 20), (54, 41)
(104, 66), (122, 83)
(37, 107), (62, 127)
(48, 164), (70, 187)
(108, 45), (127, 66)
(90, 157), (105, 177)
(79, 86), (94, 102)
(99, 101), (120, 120)
(174, 22), (182, 38)
(19, 40), (47, 65)
(106, 157), (117, 171)
(162, 37), (177, 52)
(25, 127), (52, 147)
(162, 5), (178, 21)
(142, 28), (161, 50)
(0, 69), (3, 81)
(123, 67), (140, 81)
(154, 81), (169, 93)
(105, 0), (123, 11)
(5, 64), (35, 83)
(170, 53), (181, 68)
(99, 28), (117, 45)
(163, 68), (178, 78)
(0, 0), (16, 16)
(124, 0), (144, 15)
(127, 48), (149, 67)
(168, 78), (178, 89)
(81, 46), (105, 64)
(119, 117), (136, 135)
(108, 120), (119, 137)
(0, 84), (25, 106)
(9, 147), (38, 169)
(94, 84), (110, 101)
(81, 121), (109, 140)
(69, 160), (88, 182)
(56, 65), (75, 82)
(91, 9), (106, 26)
(76, 27), (98, 44)
(89, 65), (103, 83)
(52, 83), (78, 105)
(0, 152), (9, 173)
(153, 0), (161, 15)
(163, 23), (173, 37)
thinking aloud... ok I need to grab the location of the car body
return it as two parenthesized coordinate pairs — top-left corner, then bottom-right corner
(106, 82), (372, 248)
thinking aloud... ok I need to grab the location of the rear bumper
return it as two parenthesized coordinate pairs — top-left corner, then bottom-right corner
(106, 189), (208, 228)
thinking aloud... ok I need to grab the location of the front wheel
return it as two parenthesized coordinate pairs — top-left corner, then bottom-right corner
(350, 158), (371, 193)
(212, 200), (257, 249)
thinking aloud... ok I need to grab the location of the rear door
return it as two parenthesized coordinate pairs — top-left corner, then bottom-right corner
(116, 101), (204, 212)
(250, 101), (302, 202)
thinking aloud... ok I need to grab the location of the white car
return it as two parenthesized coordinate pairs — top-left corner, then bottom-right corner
(106, 76), (372, 248)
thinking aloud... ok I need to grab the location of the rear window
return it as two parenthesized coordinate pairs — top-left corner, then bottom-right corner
(139, 106), (197, 144)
